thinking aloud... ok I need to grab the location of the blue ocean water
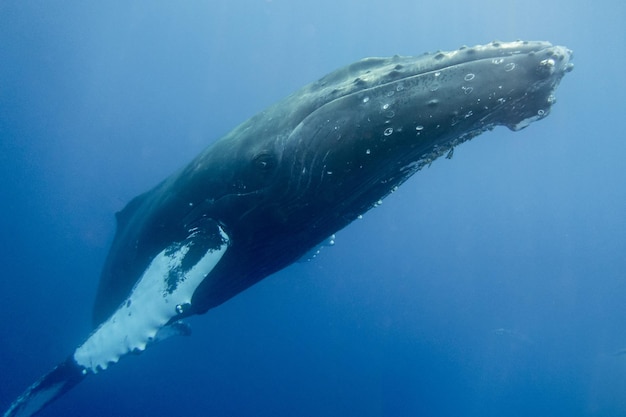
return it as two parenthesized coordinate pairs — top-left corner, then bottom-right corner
(1, 1), (625, 416)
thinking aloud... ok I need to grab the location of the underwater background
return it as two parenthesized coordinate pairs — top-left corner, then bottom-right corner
(1, 1), (625, 416)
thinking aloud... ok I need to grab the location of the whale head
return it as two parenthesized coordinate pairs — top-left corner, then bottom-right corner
(254, 41), (574, 243)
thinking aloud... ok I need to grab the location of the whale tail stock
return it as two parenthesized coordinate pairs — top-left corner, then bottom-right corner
(3, 357), (86, 417)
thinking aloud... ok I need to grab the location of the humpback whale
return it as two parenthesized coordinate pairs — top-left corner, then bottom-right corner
(3, 40), (573, 417)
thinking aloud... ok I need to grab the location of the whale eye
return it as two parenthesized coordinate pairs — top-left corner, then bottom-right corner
(253, 152), (276, 172)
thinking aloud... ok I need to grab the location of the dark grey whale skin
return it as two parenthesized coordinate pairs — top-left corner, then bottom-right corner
(3, 40), (572, 417)
(94, 40), (572, 324)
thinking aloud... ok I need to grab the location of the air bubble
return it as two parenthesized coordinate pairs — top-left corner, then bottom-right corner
(363, 97), (370, 103)
(357, 215), (363, 219)
(386, 90), (395, 97)
(504, 62), (516, 72)
(396, 83), (405, 92)
(434, 71), (441, 77)
(464, 73), (475, 81)
(492, 58), (504, 64)
(537, 109), (545, 116)
(415, 125), (424, 131)
(462, 86), (473, 95)
(382, 103), (390, 110)
(429, 82), (440, 92)
(385, 111), (395, 118)
(384, 127), (394, 136)
(365, 149), (371, 154)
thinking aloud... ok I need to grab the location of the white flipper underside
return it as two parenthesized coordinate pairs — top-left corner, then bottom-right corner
(74, 226), (229, 372)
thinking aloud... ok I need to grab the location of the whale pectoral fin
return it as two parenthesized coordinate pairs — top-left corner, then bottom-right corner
(3, 357), (85, 417)
(74, 222), (230, 373)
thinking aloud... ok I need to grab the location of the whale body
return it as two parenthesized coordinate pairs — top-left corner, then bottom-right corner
(3, 40), (573, 417)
